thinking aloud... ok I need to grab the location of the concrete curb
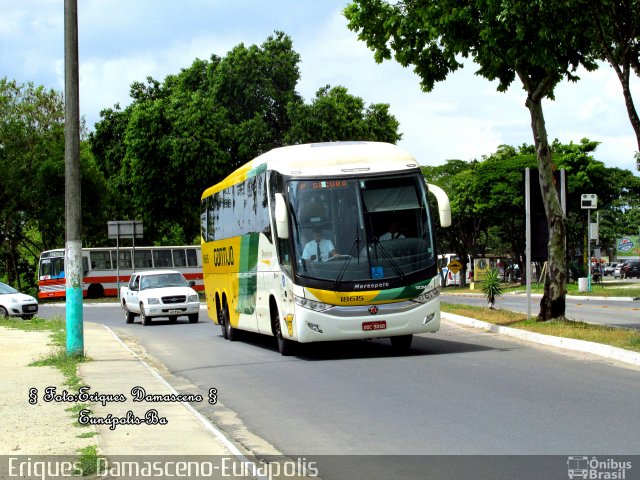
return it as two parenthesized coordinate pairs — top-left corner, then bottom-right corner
(442, 312), (640, 367)
(444, 291), (638, 302)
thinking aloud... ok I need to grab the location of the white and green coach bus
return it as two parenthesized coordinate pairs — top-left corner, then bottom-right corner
(200, 141), (451, 355)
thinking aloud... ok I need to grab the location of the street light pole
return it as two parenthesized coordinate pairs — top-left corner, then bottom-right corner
(64, 0), (83, 355)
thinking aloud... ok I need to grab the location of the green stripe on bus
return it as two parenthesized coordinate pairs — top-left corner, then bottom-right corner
(371, 278), (434, 302)
(237, 234), (260, 315)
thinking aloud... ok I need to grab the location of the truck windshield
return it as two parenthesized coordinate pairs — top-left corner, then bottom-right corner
(140, 273), (188, 289)
(287, 173), (435, 286)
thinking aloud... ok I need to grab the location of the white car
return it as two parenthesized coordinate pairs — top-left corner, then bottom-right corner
(613, 263), (624, 279)
(0, 281), (39, 319)
(120, 270), (200, 326)
(603, 262), (618, 276)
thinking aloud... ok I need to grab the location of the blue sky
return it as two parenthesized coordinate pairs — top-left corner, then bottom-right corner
(3, 0), (640, 174)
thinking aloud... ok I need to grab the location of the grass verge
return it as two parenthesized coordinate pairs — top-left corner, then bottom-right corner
(442, 302), (640, 353)
(447, 281), (640, 298)
(0, 316), (104, 467)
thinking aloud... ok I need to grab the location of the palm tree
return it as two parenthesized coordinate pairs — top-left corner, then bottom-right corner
(483, 269), (503, 309)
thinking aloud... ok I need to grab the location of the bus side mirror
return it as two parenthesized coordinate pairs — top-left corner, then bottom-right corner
(426, 182), (452, 228)
(274, 193), (289, 239)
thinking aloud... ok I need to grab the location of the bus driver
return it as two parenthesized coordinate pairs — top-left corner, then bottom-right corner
(302, 227), (339, 263)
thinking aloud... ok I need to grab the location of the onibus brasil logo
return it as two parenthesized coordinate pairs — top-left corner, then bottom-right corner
(567, 456), (632, 479)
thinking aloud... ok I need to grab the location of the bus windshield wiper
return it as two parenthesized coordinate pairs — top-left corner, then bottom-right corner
(333, 228), (361, 289)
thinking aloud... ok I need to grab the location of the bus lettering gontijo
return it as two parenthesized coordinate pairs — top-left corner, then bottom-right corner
(200, 141), (451, 355)
(38, 245), (203, 299)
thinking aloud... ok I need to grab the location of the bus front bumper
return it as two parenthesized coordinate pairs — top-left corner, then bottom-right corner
(292, 300), (440, 343)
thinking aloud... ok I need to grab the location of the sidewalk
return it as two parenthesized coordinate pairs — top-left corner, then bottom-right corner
(78, 322), (237, 456)
(0, 327), (89, 455)
(0, 322), (240, 458)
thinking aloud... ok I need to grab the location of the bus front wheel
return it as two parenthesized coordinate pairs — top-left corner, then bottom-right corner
(272, 307), (295, 356)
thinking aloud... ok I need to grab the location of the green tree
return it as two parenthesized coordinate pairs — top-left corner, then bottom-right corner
(422, 151), (535, 282)
(0, 78), (108, 290)
(91, 32), (402, 245)
(424, 140), (640, 286)
(346, 0), (598, 321)
(590, 0), (640, 170)
(285, 85), (401, 144)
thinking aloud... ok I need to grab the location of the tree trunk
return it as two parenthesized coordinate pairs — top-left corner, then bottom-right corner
(525, 91), (568, 321)
(608, 59), (640, 170)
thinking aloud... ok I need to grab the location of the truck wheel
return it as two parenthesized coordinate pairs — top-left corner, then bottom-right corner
(188, 313), (199, 324)
(124, 305), (134, 324)
(140, 304), (151, 326)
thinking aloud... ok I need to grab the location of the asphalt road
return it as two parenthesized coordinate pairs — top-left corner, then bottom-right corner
(39, 302), (640, 463)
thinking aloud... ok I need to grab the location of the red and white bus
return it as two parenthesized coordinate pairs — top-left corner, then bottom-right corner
(37, 245), (203, 299)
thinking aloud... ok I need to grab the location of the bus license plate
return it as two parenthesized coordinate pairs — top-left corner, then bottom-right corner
(362, 320), (386, 331)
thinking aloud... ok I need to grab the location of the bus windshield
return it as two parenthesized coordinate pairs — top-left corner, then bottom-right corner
(287, 173), (435, 285)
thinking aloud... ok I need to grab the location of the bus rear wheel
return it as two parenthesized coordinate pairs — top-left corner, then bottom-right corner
(86, 283), (104, 299)
(218, 306), (228, 339)
(220, 300), (236, 341)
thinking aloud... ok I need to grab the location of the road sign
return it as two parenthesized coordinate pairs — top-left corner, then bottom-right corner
(447, 259), (463, 274)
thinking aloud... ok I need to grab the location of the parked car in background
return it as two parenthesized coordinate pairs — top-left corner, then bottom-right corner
(0, 282), (39, 319)
(622, 260), (640, 279)
(603, 262), (618, 276)
(614, 263), (625, 279)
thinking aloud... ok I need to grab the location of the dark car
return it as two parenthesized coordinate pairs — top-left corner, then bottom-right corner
(622, 260), (640, 279)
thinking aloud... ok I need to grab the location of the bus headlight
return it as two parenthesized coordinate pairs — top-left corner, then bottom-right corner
(412, 287), (440, 304)
(294, 295), (333, 312)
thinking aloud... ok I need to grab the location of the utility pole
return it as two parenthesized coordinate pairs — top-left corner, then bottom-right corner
(65, 0), (83, 355)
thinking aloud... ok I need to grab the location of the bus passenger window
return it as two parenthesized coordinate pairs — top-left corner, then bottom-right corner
(134, 249), (152, 268)
(90, 251), (111, 269)
(186, 249), (198, 267)
(118, 251), (132, 268)
(173, 249), (186, 267)
(153, 250), (172, 268)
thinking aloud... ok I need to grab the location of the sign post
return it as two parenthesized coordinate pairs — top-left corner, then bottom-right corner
(108, 221), (143, 298)
(446, 259), (463, 287)
(581, 194), (597, 292)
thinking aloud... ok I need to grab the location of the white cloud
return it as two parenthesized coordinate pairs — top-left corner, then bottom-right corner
(2, 0), (638, 174)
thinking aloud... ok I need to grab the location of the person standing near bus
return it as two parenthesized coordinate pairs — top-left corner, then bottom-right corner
(302, 227), (338, 262)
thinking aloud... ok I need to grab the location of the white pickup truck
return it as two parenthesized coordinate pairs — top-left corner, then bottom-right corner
(120, 270), (200, 325)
